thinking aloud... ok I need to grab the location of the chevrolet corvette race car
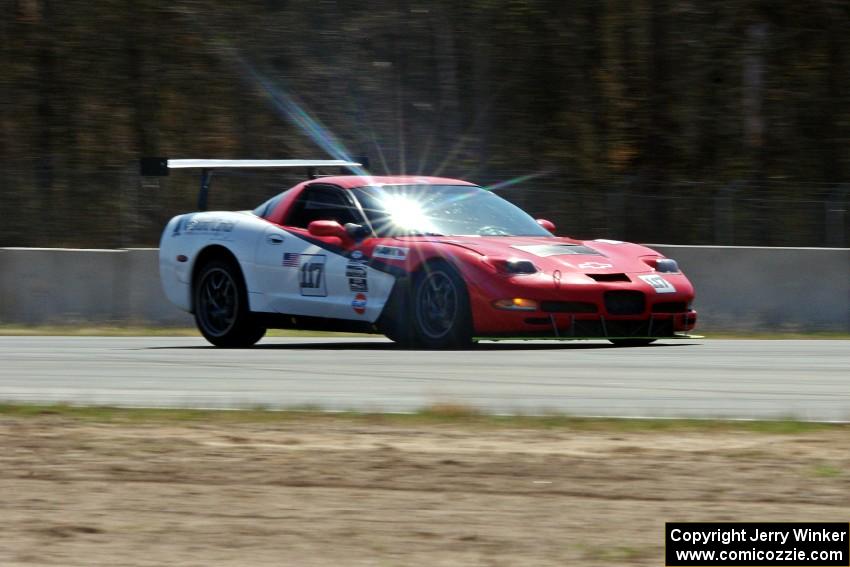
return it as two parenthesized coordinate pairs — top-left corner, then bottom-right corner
(144, 158), (697, 348)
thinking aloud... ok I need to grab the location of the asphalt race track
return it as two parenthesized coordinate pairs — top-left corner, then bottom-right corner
(0, 337), (848, 421)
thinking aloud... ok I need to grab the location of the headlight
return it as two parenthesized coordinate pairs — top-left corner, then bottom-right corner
(490, 258), (538, 275)
(655, 258), (680, 273)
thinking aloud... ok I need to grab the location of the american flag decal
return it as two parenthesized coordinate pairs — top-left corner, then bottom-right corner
(282, 252), (300, 267)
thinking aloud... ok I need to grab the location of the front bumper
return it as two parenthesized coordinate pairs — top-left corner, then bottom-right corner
(473, 309), (697, 339)
(466, 271), (697, 338)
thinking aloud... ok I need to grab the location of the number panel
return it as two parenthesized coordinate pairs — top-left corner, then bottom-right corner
(298, 254), (327, 297)
(638, 274), (677, 294)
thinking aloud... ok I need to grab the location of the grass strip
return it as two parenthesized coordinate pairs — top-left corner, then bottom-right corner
(0, 402), (842, 434)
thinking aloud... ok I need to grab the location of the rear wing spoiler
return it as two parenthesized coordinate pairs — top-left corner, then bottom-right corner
(140, 157), (365, 211)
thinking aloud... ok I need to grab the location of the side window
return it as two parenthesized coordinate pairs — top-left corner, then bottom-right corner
(354, 190), (395, 237)
(286, 186), (363, 228)
(252, 190), (289, 219)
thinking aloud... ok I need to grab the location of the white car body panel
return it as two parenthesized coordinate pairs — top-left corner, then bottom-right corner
(159, 211), (396, 323)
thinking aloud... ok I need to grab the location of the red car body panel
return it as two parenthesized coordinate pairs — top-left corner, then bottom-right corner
(264, 175), (697, 338)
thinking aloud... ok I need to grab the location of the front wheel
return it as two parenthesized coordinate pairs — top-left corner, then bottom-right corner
(609, 338), (657, 347)
(411, 263), (472, 349)
(378, 278), (416, 347)
(193, 259), (266, 347)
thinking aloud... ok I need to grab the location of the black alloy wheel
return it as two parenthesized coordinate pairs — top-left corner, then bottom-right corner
(411, 263), (472, 349)
(194, 259), (266, 347)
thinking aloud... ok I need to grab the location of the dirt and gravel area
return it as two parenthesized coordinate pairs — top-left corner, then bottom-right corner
(1, 410), (848, 566)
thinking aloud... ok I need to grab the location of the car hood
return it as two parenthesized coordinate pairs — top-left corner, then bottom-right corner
(398, 236), (660, 273)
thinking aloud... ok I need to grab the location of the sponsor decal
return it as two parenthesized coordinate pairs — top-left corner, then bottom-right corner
(346, 262), (369, 292)
(181, 217), (236, 235)
(578, 262), (613, 270)
(552, 269), (562, 290)
(352, 293), (367, 315)
(348, 277), (368, 293)
(638, 274), (676, 294)
(282, 252), (300, 267)
(373, 245), (409, 261)
(299, 254), (327, 297)
(350, 250), (365, 261)
(511, 244), (603, 257)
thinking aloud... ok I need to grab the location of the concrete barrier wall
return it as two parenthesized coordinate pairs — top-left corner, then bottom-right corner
(0, 248), (192, 326)
(1, 246), (848, 331)
(123, 249), (193, 325)
(650, 245), (850, 332)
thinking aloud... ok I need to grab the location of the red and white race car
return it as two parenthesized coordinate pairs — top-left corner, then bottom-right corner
(145, 158), (697, 348)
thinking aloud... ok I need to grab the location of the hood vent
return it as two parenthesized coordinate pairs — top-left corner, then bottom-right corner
(587, 273), (630, 282)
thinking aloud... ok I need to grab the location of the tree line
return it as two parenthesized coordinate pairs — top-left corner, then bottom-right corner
(0, 0), (847, 247)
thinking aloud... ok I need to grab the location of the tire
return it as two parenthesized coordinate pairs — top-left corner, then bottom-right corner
(410, 262), (473, 349)
(609, 338), (657, 347)
(378, 278), (417, 347)
(193, 259), (266, 347)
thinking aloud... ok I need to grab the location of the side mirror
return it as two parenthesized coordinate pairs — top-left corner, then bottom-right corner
(308, 220), (348, 239)
(537, 219), (556, 233)
(344, 223), (371, 241)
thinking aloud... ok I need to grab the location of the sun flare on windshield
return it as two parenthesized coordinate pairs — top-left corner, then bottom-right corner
(379, 194), (438, 234)
(354, 184), (551, 238)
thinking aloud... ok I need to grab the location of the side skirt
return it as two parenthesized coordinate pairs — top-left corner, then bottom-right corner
(253, 312), (382, 334)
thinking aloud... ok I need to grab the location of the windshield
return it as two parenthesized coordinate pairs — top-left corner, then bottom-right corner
(352, 185), (552, 237)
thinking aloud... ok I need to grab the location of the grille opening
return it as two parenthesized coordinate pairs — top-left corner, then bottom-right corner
(604, 291), (646, 315)
(524, 317), (552, 325)
(587, 273), (630, 282)
(652, 302), (688, 313)
(540, 301), (598, 313)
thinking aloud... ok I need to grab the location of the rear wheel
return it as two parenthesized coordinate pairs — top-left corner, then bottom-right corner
(609, 338), (657, 347)
(411, 263), (472, 349)
(193, 259), (266, 347)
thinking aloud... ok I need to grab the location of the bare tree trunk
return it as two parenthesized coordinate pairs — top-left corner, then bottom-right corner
(619, 0), (640, 170)
(646, 0), (672, 241)
(742, 22), (767, 177)
(646, 0), (671, 180)
(472, 7), (492, 174)
(126, 11), (155, 158)
(433, 4), (459, 173)
(35, 0), (56, 245)
(822, 4), (844, 183)
(584, 1), (607, 178)
(697, 5), (725, 176)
